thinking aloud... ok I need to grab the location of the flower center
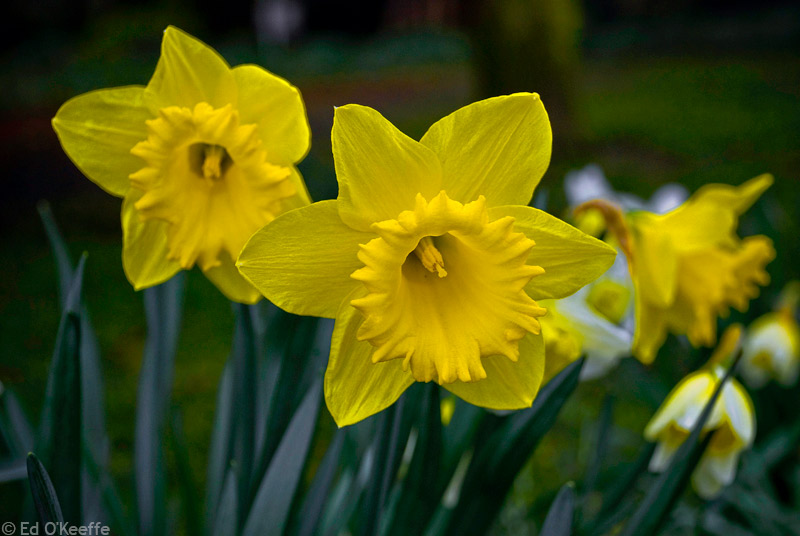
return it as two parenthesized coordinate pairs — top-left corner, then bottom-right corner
(413, 236), (448, 278)
(350, 191), (546, 385)
(129, 102), (293, 271)
(189, 143), (232, 182)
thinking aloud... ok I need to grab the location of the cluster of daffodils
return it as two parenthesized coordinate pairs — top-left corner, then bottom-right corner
(645, 326), (755, 499)
(52, 28), (782, 515)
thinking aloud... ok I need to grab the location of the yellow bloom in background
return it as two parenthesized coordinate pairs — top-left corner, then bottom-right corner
(52, 26), (311, 303)
(740, 281), (800, 388)
(645, 325), (756, 499)
(239, 94), (616, 426)
(582, 175), (775, 364)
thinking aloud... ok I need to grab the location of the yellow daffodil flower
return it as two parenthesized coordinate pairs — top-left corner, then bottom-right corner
(238, 94), (616, 426)
(741, 281), (800, 388)
(645, 325), (755, 499)
(579, 175), (775, 364)
(540, 253), (633, 382)
(52, 26), (311, 303)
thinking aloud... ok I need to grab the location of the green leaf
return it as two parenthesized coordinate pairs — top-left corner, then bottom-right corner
(0, 458), (27, 482)
(619, 359), (738, 536)
(583, 443), (654, 536)
(36, 254), (86, 524)
(242, 378), (322, 536)
(388, 384), (442, 536)
(212, 469), (239, 536)
(134, 273), (185, 536)
(231, 304), (258, 522)
(253, 313), (320, 489)
(206, 361), (235, 531)
(295, 429), (346, 536)
(359, 395), (410, 536)
(170, 411), (201, 536)
(38, 201), (110, 520)
(540, 483), (576, 536)
(27, 452), (64, 524)
(445, 357), (585, 536)
(0, 386), (34, 456)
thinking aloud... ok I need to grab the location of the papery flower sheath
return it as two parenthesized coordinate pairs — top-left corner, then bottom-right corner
(238, 94), (616, 426)
(52, 26), (311, 303)
(645, 325), (755, 499)
(579, 175), (775, 364)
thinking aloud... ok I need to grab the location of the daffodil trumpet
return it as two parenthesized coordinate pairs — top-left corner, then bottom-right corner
(239, 94), (616, 426)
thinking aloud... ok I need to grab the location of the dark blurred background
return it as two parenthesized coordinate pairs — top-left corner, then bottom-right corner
(1, 0), (799, 530)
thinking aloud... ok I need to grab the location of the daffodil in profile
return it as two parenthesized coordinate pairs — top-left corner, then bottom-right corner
(645, 325), (755, 499)
(580, 175), (775, 364)
(52, 26), (311, 303)
(740, 281), (800, 388)
(238, 94), (616, 426)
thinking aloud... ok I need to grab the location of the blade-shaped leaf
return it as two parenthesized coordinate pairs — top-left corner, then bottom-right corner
(134, 273), (185, 536)
(36, 255), (86, 524)
(212, 469), (239, 536)
(39, 201), (110, 521)
(540, 483), (576, 536)
(620, 358), (739, 536)
(242, 378), (322, 536)
(231, 303), (258, 522)
(294, 429), (346, 536)
(27, 452), (64, 524)
(170, 411), (201, 536)
(0, 457), (27, 482)
(388, 384), (442, 536)
(205, 361), (235, 533)
(445, 358), (584, 536)
(0, 387), (34, 456)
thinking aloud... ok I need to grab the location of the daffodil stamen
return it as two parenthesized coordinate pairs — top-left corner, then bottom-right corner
(199, 144), (230, 182)
(413, 236), (447, 278)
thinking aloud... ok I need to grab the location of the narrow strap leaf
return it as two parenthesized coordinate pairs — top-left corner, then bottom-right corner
(242, 378), (322, 536)
(27, 452), (64, 524)
(540, 483), (576, 536)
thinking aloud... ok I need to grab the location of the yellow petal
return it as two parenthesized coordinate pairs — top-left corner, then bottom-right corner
(204, 251), (262, 304)
(629, 216), (678, 308)
(144, 26), (237, 111)
(489, 205), (617, 300)
(632, 293), (669, 364)
(231, 65), (310, 165)
(332, 104), (442, 231)
(121, 191), (181, 289)
(658, 174), (773, 251)
(644, 372), (716, 440)
(443, 331), (544, 410)
(237, 200), (374, 318)
(52, 86), (149, 197)
(420, 93), (551, 207)
(325, 290), (415, 426)
(281, 167), (313, 211)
